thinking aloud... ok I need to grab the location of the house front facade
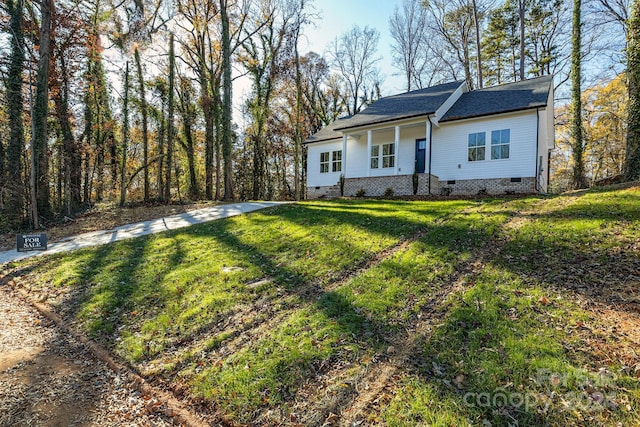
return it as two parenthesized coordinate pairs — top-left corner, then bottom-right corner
(305, 76), (554, 198)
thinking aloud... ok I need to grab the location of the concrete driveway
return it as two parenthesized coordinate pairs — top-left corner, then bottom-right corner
(0, 202), (289, 265)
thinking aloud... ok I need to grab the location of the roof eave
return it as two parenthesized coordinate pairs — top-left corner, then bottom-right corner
(440, 104), (547, 123)
(303, 136), (342, 145)
(334, 112), (436, 132)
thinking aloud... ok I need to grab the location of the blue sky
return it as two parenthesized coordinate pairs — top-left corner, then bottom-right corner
(300, 0), (406, 94)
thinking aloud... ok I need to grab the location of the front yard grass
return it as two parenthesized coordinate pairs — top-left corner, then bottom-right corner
(3, 187), (639, 426)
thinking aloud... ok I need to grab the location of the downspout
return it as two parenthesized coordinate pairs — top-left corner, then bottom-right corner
(428, 115), (433, 195)
(535, 108), (540, 193)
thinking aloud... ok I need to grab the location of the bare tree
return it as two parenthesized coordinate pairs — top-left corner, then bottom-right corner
(424, 0), (477, 89)
(175, 0), (222, 200)
(592, 0), (629, 33)
(328, 25), (382, 115)
(389, 0), (435, 91)
(289, 0), (314, 201)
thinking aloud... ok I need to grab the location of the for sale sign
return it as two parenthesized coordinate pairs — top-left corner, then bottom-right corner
(17, 233), (48, 252)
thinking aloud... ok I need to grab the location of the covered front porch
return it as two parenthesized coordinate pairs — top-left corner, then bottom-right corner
(339, 119), (436, 181)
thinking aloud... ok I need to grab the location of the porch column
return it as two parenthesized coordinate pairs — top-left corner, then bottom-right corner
(367, 130), (372, 177)
(342, 135), (347, 177)
(426, 119), (433, 195)
(425, 120), (432, 172)
(395, 125), (400, 175)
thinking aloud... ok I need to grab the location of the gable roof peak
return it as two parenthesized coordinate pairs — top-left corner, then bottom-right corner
(440, 75), (553, 122)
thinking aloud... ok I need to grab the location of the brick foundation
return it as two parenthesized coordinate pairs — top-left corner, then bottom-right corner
(437, 177), (536, 196)
(343, 174), (439, 197)
(306, 175), (537, 199)
(307, 184), (341, 199)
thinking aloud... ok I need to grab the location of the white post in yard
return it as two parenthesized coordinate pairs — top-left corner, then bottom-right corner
(395, 125), (400, 175)
(367, 130), (372, 177)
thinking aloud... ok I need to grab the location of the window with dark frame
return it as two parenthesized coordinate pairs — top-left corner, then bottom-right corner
(332, 150), (342, 172)
(370, 145), (380, 169)
(382, 143), (395, 168)
(320, 151), (330, 173)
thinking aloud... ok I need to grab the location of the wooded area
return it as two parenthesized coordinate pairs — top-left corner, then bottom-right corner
(0, 0), (637, 232)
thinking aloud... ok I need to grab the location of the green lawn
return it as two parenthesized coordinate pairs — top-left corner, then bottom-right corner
(4, 187), (639, 426)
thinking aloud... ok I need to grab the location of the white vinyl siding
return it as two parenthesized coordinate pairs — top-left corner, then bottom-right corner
(307, 139), (345, 187)
(432, 111), (538, 181)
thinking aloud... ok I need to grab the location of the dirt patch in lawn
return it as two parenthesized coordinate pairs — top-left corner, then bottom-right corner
(0, 284), (176, 426)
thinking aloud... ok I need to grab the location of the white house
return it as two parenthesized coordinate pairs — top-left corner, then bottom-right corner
(304, 76), (554, 198)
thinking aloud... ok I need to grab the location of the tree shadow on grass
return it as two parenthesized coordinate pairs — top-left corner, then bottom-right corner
(11, 232), (188, 354)
(390, 188), (640, 426)
(171, 203), (502, 423)
(6, 197), (607, 425)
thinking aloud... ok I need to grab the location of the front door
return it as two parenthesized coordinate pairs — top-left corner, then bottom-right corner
(415, 139), (426, 173)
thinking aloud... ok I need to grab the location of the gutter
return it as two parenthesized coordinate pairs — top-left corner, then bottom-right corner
(428, 115), (433, 195)
(535, 108), (540, 192)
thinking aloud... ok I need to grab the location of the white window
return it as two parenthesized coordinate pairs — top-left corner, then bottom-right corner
(468, 132), (486, 162)
(332, 150), (342, 172)
(320, 152), (330, 173)
(371, 143), (395, 169)
(370, 145), (380, 169)
(491, 129), (510, 160)
(382, 143), (395, 168)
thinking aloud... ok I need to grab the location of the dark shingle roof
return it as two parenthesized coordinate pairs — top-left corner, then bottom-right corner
(303, 116), (353, 144)
(440, 75), (553, 122)
(334, 80), (464, 130)
(304, 76), (553, 144)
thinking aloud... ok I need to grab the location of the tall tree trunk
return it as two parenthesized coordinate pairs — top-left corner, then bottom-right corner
(164, 33), (175, 201)
(472, 0), (483, 88)
(53, 54), (82, 211)
(625, 0), (640, 181)
(518, 0), (526, 80)
(214, 78), (223, 201)
(6, 0), (26, 228)
(134, 48), (150, 201)
(33, 0), (54, 224)
(570, 0), (587, 189)
(215, 106), (223, 200)
(463, 43), (473, 91)
(293, 7), (303, 200)
(157, 107), (165, 200)
(202, 76), (215, 200)
(83, 151), (90, 205)
(252, 134), (263, 200)
(120, 62), (130, 207)
(0, 136), (5, 208)
(178, 81), (199, 199)
(220, 0), (235, 200)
